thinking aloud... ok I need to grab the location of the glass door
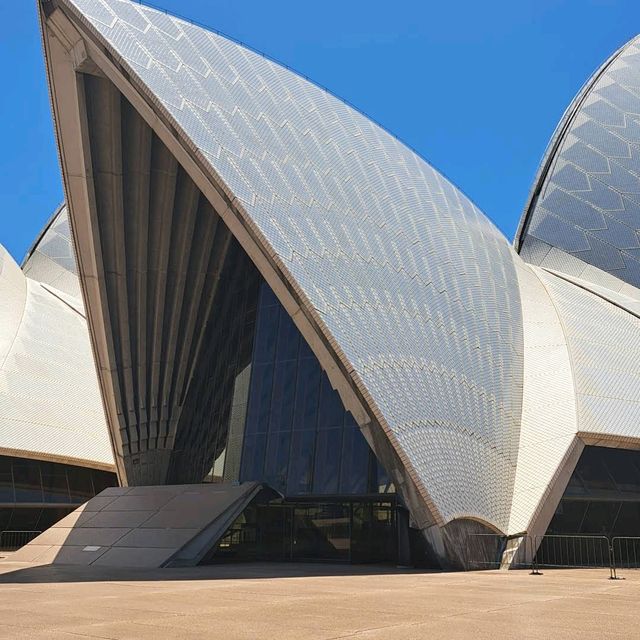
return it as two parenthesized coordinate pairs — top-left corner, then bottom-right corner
(291, 503), (350, 561)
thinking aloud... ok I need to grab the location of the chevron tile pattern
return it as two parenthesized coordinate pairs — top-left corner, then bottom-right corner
(61, 0), (526, 529)
(520, 37), (640, 289)
(22, 205), (82, 299)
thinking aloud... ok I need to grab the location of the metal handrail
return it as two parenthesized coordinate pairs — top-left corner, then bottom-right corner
(0, 530), (41, 551)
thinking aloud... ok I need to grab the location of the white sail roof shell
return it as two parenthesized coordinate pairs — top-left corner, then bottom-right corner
(59, 0), (526, 529)
(518, 36), (640, 291)
(0, 243), (113, 468)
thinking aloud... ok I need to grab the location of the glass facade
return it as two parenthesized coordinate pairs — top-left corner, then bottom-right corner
(204, 493), (397, 564)
(163, 253), (398, 562)
(168, 242), (261, 484)
(546, 446), (640, 537)
(238, 283), (392, 498)
(0, 455), (117, 537)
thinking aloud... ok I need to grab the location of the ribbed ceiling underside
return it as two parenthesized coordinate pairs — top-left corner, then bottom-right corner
(81, 72), (234, 484)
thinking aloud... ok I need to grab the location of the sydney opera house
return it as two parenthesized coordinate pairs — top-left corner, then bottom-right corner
(2, 0), (640, 569)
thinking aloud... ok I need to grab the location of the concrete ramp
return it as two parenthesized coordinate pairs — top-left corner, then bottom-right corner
(9, 482), (261, 568)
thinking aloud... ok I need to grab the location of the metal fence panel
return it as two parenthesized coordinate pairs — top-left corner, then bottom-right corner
(533, 535), (612, 570)
(464, 533), (507, 570)
(612, 537), (640, 571)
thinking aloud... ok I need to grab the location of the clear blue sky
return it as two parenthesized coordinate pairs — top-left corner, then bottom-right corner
(2, 0), (640, 262)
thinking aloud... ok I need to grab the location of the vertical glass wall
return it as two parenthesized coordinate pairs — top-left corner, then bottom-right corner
(168, 242), (261, 483)
(546, 446), (640, 537)
(238, 283), (392, 498)
(205, 495), (397, 564)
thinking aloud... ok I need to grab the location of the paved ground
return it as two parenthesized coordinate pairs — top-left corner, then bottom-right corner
(0, 560), (637, 639)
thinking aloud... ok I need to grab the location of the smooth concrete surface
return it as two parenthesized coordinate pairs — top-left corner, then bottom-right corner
(11, 482), (261, 568)
(0, 562), (637, 639)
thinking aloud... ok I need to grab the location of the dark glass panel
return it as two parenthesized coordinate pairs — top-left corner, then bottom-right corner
(268, 360), (297, 432)
(37, 507), (74, 530)
(275, 311), (300, 362)
(12, 462), (42, 503)
(612, 502), (640, 537)
(291, 504), (350, 561)
(340, 427), (370, 494)
(287, 430), (316, 495)
(67, 466), (94, 502)
(564, 472), (587, 497)
(0, 468), (13, 503)
(376, 461), (394, 494)
(245, 363), (273, 434)
(318, 374), (345, 428)
(298, 336), (314, 360)
(292, 358), (320, 431)
(0, 508), (11, 531)
(351, 502), (396, 563)
(40, 463), (70, 504)
(312, 428), (341, 494)
(260, 284), (279, 308)
(577, 449), (616, 493)
(239, 279), (394, 499)
(581, 501), (620, 536)
(92, 470), (117, 495)
(344, 411), (357, 428)
(253, 305), (279, 364)
(9, 507), (42, 531)
(547, 499), (588, 534)
(263, 430), (291, 493)
(240, 433), (267, 482)
(603, 452), (640, 493)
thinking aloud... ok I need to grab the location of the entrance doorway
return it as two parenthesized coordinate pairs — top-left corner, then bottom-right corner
(205, 498), (397, 564)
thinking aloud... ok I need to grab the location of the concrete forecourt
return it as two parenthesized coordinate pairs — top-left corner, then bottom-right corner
(0, 560), (638, 640)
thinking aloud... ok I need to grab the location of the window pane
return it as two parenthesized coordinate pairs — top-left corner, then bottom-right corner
(581, 501), (620, 536)
(340, 427), (370, 494)
(263, 430), (291, 493)
(275, 311), (299, 362)
(240, 433), (267, 482)
(577, 449), (616, 493)
(298, 336), (314, 360)
(602, 450), (640, 492)
(38, 507), (74, 530)
(312, 428), (341, 494)
(41, 466), (70, 504)
(547, 499), (588, 534)
(612, 502), (640, 537)
(318, 374), (345, 428)
(0, 470), (13, 503)
(259, 284), (279, 309)
(253, 305), (279, 364)
(9, 507), (42, 531)
(13, 463), (43, 503)
(245, 363), (273, 434)
(0, 508), (12, 530)
(287, 430), (315, 495)
(292, 358), (320, 430)
(92, 470), (117, 495)
(269, 360), (297, 432)
(67, 466), (94, 502)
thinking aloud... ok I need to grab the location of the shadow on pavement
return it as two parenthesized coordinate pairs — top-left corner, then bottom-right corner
(0, 560), (434, 584)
